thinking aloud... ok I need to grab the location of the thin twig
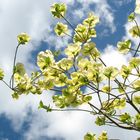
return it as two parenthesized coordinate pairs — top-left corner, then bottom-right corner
(10, 43), (20, 88)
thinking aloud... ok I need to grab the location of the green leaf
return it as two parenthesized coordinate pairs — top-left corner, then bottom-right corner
(38, 100), (44, 109)
(95, 116), (106, 126)
(119, 113), (132, 124)
(45, 105), (52, 112)
(38, 101), (52, 112)
(12, 92), (19, 99)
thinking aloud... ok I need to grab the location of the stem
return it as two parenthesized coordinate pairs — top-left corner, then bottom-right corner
(1, 80), (13, 91)
(50, 88), (62, 93)
(134, 19), (140, 36)
(64, 32), (73, 38)
(88, 102), (139, 131)
(60, 14), (84, 42)
(116, 78), (140, 113)
(108, 77), (110, 103)
(130, 48), (140, 52)
(31, 73), (42, 83)
(134, 42), (140, 57)
(99, 58), (106, 66)
(10, 43), (20, 89)
(99, 57), (140, 114)
(73, 56), (77, 71)
(88, 83), (98, 91)
(50, 66), (64, 73)
(84, 91), (97, 96)
(96, 74), (102, 107)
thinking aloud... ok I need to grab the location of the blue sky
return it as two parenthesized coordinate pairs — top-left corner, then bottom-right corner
(0, 0), (140, 140)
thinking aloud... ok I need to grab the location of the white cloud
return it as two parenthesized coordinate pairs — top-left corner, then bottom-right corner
(0, 0), (139, 140)
(94, 0), (116, 33)
(72, 0), (116, 33)
(101, 45), (131, 68)
(112, 0), (133, 6)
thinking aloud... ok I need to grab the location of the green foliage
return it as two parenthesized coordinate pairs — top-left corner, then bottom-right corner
(38, 101), (52, 112)
(12, 92), (19, 99)
(119, 113), (132, 124)
(1, 1), (140, 140)
(95, 116), (106, 126)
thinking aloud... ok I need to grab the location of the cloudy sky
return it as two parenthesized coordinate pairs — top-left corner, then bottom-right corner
(0, 0), (140, 140)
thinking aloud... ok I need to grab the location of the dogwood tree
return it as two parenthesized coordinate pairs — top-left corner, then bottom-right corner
(0, 1), (140, 140)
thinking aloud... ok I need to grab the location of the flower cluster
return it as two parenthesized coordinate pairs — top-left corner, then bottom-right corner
(17, 33), (30, 45)
(73, 12), (99, 43)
